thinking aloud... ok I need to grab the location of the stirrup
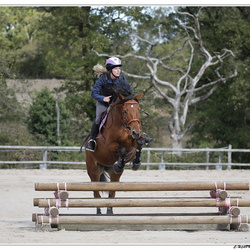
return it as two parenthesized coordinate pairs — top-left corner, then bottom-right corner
(85, 139), (96, 152)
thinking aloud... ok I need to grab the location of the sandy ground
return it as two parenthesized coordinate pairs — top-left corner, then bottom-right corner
(0, 169), (250, 246)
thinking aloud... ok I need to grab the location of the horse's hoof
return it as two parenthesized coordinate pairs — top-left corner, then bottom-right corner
(107, 207), (113, 215)
(132, 162), (141, 170)
(97, 208), (102, 214)
(113, 162), (124, 174)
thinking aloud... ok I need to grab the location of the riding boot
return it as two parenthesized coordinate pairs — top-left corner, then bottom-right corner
(86, 122), (99, 152)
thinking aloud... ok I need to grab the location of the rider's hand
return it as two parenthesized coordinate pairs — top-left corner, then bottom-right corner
(103, 96), (112, 103)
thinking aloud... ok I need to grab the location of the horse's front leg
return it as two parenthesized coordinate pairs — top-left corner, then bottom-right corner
(106, 189), (118, 215)
(93, 191), (102, 214)
(132, 142), (143, 170)
(113, 147), (126, 174)
(107, 191), (114, 215)
(113, 157), (125, 174)
(132, 135), (155, 170)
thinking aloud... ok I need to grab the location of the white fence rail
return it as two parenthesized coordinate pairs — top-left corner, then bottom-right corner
(0, 145), (249, 170)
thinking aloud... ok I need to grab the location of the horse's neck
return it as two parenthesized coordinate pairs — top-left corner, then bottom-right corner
(106, 104), (123, 128)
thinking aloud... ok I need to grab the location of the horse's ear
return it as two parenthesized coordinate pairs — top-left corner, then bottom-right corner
(135, 93), (143, 100)
(118, 93), (125, 100)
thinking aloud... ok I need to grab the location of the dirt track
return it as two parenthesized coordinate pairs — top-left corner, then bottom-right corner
(0, 169), (250, 246)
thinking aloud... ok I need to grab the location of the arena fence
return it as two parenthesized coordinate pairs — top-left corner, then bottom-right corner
(0, 144), (250, 170)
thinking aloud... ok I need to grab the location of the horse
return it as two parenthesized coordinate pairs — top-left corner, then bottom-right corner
(84, 91), (143, 214)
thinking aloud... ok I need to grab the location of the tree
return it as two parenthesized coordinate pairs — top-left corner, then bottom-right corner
(0, 7), (46, 78)
(50, 6), (156, 141)
(28, 88), (71, 145)
(0, 75), (37, 147)
(186, 7), (250, 164)
(93, 7), (237, 149)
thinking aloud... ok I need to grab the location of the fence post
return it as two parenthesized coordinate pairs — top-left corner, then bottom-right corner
(228, 144), (232, 170)
(216, 153), (222, 170)
(158, 152), (166, 170)
(206, 149), (210, 170)
(42, 150), (48, 169)
(146, 150), (151, 170)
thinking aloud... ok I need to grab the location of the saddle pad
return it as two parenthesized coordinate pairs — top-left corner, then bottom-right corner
(99, 110), (109, 133)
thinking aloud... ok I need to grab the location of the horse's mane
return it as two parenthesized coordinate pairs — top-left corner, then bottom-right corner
(115, 85), (132, 97)
(113, 86), (140, 105)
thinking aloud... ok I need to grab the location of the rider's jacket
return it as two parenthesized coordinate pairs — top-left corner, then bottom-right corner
(91, 72), (132, 107)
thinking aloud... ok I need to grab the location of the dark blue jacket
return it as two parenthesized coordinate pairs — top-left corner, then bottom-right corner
(91, 72), (132, 107)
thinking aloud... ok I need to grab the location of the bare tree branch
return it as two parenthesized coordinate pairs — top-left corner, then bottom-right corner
(178, 39), (194, 94)
(151, 78), (175, 105)
(160, 38), (190, 61)
(92, 8), (237, 149)
(190, 69), (237, 104)
(191, 82), (221, 105)
(122, 70), (150, 80)
(92, 48), (150, 61)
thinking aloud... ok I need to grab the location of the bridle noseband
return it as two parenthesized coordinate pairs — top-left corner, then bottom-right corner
(107, 95), (141, 132)
(121, 100), (141, 130)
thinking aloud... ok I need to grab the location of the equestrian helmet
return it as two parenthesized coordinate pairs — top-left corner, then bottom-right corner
(106, 57), (122, 71)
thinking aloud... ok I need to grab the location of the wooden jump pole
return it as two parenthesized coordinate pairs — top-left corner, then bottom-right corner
(32, 212), (223, 222)
(34, 198), (250, 208)
(35, 215), (250, 225)
(34, 181), (250, 191)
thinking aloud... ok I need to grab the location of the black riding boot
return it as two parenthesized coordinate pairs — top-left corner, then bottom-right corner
(86, 122), (99, 152)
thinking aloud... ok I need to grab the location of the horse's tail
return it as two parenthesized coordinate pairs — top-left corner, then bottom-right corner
(93, 64), (107, 77)
(100, 171), (110, 182)
(100, 171), (110, 195)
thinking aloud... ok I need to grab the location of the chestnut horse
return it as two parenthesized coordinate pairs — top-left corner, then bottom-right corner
(85, 92), (143, 214)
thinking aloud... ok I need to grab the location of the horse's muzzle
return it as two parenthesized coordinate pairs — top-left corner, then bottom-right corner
(131, 130), (143, 140)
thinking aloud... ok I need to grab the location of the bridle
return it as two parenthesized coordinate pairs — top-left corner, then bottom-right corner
(105, 95), (141, 132)
(121, 100), (141, 131)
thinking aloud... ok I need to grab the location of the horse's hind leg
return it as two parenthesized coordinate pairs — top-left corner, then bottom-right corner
(105, 167), (123, 215)
(86, 156), (103, 214)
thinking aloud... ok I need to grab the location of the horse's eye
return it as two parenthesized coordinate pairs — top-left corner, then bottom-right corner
(122, 110), (128, 115)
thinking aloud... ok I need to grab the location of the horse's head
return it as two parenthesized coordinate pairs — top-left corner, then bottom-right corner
(117, 93), (143, 140)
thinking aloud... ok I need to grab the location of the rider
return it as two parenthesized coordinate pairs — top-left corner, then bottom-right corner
(85, 57), (154, 152)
